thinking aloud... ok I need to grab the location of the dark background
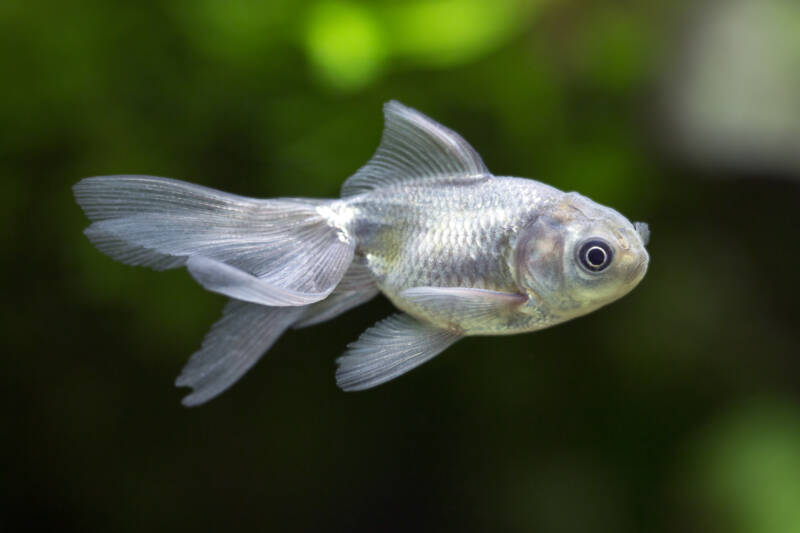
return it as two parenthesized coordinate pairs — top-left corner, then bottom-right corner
(3, 1), (800, 532)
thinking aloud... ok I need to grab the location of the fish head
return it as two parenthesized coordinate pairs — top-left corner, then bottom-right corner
(514, 192), (649, 317)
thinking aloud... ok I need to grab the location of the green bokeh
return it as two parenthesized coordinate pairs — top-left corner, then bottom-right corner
(685, 400), (800, 533)
(305, 2), (387, 90)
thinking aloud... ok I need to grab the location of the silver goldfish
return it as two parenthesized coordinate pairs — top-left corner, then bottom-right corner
(74, 101), (650, 405)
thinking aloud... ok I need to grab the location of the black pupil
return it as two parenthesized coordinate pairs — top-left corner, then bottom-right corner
(587, 247), (606, 266)
(579, 240), (613, 272)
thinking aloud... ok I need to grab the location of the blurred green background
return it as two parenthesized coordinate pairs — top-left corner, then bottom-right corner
(3, 0), (800, 531)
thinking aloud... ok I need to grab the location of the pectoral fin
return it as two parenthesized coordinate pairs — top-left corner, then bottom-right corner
(336, 313), (462, 391)
(400, 286), (527, 323)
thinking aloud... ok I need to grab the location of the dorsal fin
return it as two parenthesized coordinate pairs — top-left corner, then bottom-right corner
(340, 101), (490, 197)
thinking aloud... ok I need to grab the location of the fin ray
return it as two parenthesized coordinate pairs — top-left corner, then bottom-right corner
(176, 300), (305, 406)
(341, 101), (490, 197)
(294, 260), (379, 327)
(75, 175), (355, 305)
(336, 313), (462, 391)
(293, 287), (380, 328)
(401, 286), (526, 323)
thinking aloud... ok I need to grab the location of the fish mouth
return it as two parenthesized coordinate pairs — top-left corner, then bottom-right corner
(636, 255), (649, 273)
(633, 253), (650, 281)
(624, 251), (650, 284)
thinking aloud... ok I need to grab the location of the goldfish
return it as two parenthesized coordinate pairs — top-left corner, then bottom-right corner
(74, 101), (650, 406)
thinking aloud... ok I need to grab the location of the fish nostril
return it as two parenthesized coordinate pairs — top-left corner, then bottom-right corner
(634, 222), (650, 246)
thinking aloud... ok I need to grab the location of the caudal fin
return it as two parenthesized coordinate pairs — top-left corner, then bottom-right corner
(74, 175), (355, 306)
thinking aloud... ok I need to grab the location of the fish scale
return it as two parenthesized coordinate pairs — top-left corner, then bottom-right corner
(346, 177), (553, 296)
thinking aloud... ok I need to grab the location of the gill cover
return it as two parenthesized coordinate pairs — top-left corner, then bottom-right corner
(514, 215), (565, 299)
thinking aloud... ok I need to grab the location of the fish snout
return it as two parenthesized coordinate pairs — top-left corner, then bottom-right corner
(630, 248), (650, 284)
(618, 245), (649, 285)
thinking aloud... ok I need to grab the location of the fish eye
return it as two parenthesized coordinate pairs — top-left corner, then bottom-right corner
(577, 239), (613, 273)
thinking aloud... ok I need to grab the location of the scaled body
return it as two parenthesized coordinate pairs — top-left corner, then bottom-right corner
(74, 101), (649, 405)
(346, 177), (559, 334)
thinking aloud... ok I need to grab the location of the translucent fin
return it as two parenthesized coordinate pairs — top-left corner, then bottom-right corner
(336, 314), (462, 391)
(175, 300), (305, 407)
(340, 101), (490, 197)
(74, 175), (309, 223)
(294, 287), (380, 328)
(331, 259), (376, 292)
(634, 222), (650, 246)
(401, 286), (526, 322)
(294, 260), (379, 328)
(74, 175), (355, 305)
(83, 227), (186, 270)
(186, 257), (339, 307)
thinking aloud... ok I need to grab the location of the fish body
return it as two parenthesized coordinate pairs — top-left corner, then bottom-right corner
(344, 177), (566, 335)
(74, 101), (649, 405)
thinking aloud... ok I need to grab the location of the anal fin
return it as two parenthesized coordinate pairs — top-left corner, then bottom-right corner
(294, 260), (379, 328)
(293, 287), (379, 329)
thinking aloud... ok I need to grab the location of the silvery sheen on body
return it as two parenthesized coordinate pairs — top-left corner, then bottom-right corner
(74, 101), (650, 406)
